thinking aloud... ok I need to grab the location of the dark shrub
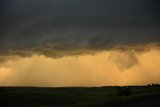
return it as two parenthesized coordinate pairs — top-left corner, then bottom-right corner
(116, 87), (132, 97)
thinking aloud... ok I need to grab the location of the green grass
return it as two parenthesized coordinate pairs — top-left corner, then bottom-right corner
(0, 86), (160, 107)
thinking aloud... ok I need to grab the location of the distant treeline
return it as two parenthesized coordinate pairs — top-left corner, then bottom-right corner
(147, 83), (160, 87)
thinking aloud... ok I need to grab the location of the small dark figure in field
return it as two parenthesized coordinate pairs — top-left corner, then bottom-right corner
(116, 87), (132, 97)
(0, 88), (3, 92)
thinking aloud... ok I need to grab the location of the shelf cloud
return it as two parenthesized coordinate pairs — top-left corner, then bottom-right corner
(0, 0), (160, 59)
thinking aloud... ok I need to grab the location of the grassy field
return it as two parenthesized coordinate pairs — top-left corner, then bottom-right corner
(0, 86), (160, 107)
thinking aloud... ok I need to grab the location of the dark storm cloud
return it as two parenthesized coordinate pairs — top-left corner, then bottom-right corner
(0, 0), (160, 58)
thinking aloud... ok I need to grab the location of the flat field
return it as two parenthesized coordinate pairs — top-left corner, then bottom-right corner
(0, 86), (160, 107)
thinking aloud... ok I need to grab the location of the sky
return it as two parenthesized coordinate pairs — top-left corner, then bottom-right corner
(0, 0), (160, 86)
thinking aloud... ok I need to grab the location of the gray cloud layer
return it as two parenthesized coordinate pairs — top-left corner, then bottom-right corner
(0, 0), (160, 58)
